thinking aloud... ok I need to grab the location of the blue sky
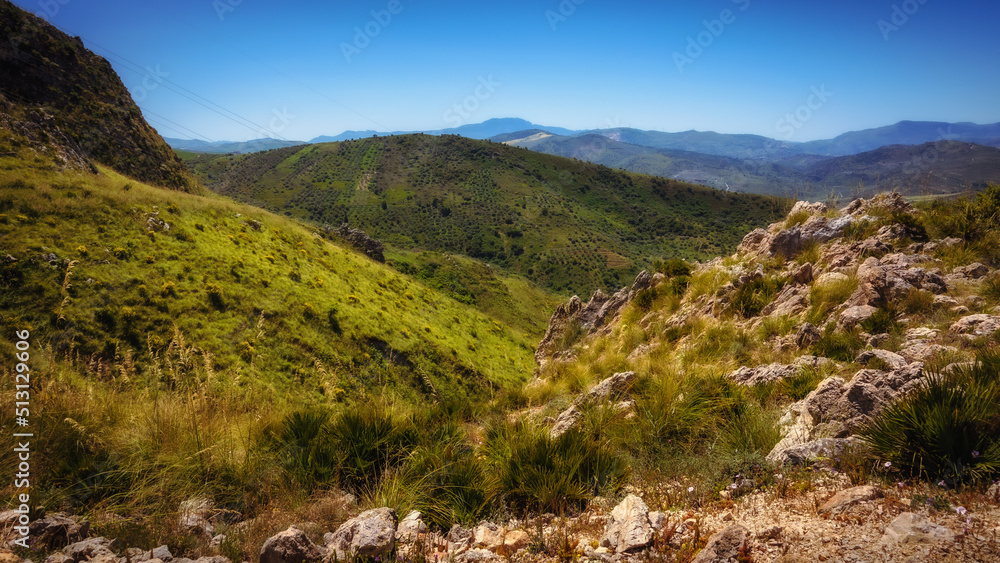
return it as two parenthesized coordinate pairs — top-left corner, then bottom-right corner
(16, 0), (1000, 142)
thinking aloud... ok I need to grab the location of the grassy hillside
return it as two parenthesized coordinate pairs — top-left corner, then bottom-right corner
(0, 158), (537, 402)
(185, 134), (790, 295)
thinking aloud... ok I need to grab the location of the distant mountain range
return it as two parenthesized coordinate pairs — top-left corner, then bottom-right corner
(166, 118), (1000, 198)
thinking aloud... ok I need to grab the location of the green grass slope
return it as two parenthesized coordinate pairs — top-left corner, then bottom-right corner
(186, 134), (790, 295)
(0, 157), (537, 403)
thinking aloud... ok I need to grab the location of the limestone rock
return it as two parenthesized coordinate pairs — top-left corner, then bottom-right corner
(179, 498), (215, 538)
(691, 525), (750, 563)
(394, 510), (427, 543)
(880, 512), (955, 548)
(599, 494), (653, 553)
(447, 524), (474, 554)
(453, 549), (502, 563)
(336, 223), (384, 263)
(855, 349), (907, 370)
(838, 305), (877, 329)
(761, 285), (809, 317)
(328, 508), (396, 561)
(259, 527), (323, 563)
(551, 371), (638, 437)
(818, 485), (881, 515)
(953, 262), (989, 279)
(727, 363), (799, 386)
(795, 323), (821, 348)
(23, 513), (89, 550)
(950, 314), (1000, 337)
(62, 537), (116, 563)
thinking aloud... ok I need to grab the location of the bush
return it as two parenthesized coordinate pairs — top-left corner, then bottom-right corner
(486, 423), (628, 514)
(327, 402), (417, 493)
(859, 350), (1000, 484)
(273, 409), (337, 489)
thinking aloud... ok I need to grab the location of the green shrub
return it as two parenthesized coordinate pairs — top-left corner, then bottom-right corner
(273, 409), (337, 489)
(902, 288), (935, 315)
(205, 283), (225, 310)
(327, 402), (417, 493)
(980, 274), (1000, 305)
(486, 423), (628, 514)
(860, 351), (1000, 484)
(633, 287), (657, 311)
(778, 368), (824, 401)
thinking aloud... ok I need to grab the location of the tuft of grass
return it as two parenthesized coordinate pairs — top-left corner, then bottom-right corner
(806, 276), (858, 325)
(860, 305), (902, 335)
(729, 276), (785, 318)
(811, 323), (864, 362)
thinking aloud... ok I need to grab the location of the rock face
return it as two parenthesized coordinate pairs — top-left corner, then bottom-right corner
(17, 513), (90, 549)
(259, 527), (324, 563)
(599, 494), (653, 553)
(63, 537), (117, 563)
(336, 224), (385, 263)
(535, 271), (652, 367)
(768, 362), (924, 465)
(691, 525), (750, 563)
(328, 508), (397, 561)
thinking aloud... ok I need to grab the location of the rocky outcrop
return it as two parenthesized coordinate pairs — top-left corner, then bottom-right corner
(879, 512), (956, 548)
(599, 495), (654, 553)
(336, 224), (385, 263)
(845, 255), (947, 309)
(536, 271), (652, 367)
(768, 362), (925, 465)
(327, 508), (396, 561)
(818, 485), (881, 515)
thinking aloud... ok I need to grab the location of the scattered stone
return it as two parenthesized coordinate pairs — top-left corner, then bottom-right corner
(762, 285), (810, 317)
(950, 314), (1000, 337)
(179, 498), (215, 539)
(838, 305), (877, 329)
(953, 262), (989, 279)
(453, 549), (502, 563)
(880, 512), (955, 548)
(551, 371), (638, 437)
(818, 485), (881, 515)
(394, 510), (427, 543)
(898, 343), (957, 363)
(933, 295), (960, 307)
(21, 513), (90, 550)
(328, 508), (396, 561)
(259, 527), (323, 563)
(691, 525), (750, 563)
(855, 349), (907, 370)
(791, 262), (814, 285)
(600, 494), (653, 553)
(62, 537), (116, 563)
(756, 525), (783, 541)
(134, 546), (173, 562)
(447, 524), (474, 554)
(727, 363), (799, 386)
(795, 323), (822, 348)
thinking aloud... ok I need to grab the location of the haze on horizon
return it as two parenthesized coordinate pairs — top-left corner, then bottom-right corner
(15, 0), (1000, 143)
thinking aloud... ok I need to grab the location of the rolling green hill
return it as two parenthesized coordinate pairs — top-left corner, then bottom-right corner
(185, 135), (790, 295)
(0, 160), (538, 403)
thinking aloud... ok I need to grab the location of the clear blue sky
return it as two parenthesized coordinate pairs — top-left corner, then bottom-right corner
(15, 0), (1000, 142)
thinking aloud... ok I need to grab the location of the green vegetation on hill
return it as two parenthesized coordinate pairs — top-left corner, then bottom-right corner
(0, 160), (535, 402)
(185, 134), (790, 295)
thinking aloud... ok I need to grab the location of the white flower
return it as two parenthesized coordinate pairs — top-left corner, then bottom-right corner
(688, 486), (694, 493)
(884, 461), (892, 468)
(956, 506), (967, 516)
